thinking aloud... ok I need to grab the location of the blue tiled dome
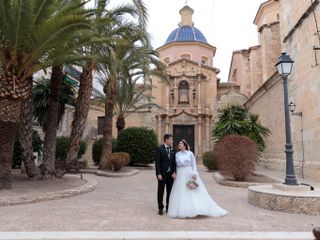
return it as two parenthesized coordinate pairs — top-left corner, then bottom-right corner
(165, 26), (208, 44)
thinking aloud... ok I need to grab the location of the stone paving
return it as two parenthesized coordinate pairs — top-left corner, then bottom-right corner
(0, 166), (319, 232)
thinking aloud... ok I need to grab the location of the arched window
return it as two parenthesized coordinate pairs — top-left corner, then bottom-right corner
(178, 81), (189, 104)
(201, 56), (208, 65)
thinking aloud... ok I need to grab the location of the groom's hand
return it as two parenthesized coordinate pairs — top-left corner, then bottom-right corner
(171, 173), (176, 180)
(157, 175), (163, 181)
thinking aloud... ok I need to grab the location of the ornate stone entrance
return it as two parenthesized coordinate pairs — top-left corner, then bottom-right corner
(155, 111), (212, 160)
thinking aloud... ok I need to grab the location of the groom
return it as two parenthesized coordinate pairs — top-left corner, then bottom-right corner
(155, 134), (176, 215)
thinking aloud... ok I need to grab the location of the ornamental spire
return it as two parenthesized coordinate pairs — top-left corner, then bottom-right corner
(179, 5), (194, 27)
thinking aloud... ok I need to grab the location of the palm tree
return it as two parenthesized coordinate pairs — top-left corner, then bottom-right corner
(62, 0), (150, 174)
(19, 78), (39, 178)
(0, 0), (91, 189)
(212, 105), (248, 140)
(41, 65), (65, 175)
(97, 27), (167, 169)
(212, 104), (271, 154)
(246, 113), (271, 153)
(33, 76), (76, 129)
(32, 75), (76, 176)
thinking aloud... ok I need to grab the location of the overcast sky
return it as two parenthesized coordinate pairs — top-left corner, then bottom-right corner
(91, 0), (266, 81)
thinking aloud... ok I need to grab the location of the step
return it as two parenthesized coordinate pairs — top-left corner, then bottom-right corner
(0, 231), (313, 240)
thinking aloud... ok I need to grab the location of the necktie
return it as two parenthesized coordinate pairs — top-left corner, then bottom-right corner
(166, 147), (171, 172)
(166, 147), (170, 158)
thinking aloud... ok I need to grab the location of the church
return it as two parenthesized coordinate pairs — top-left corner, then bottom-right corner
(150, 5), (221, 159)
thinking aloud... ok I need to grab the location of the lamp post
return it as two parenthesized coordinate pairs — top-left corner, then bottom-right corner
(275, 52), (298, 185)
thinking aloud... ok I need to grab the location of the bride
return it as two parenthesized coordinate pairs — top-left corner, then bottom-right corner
(167, 139), (228, 218)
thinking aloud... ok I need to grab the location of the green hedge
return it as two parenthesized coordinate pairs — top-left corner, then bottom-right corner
(202, 151), (218, 171)
(55, 136), (87, 161)
(116, 127), (158, 165)
(92, 138), (117, 165)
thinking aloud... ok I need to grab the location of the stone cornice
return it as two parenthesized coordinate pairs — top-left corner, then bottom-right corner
(155, 110), (212, 119)
(168, 58), (218, 71)
(254, 0), (277, 25)
(283, 0), (319, 43)
(244, 72), (280, 108)
(157, 41), (216, 55)
(258, 21), (279, 33)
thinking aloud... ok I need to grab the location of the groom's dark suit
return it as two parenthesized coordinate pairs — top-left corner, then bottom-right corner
(155, 144), (176, 213)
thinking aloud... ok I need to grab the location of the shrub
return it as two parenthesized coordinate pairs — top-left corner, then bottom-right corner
(92, 138), (117, 165)
(78, 141), (87, 159)
(116, 127), (158, 165)
(92, 138), (103, 165)
(202, 151), (218, 171)
(107, 152), (130, 172)
(12, 130), (43, 168)
(55, 136), (69, 162)
(55, 136), (87, 169)
(215, 135), (258, 181)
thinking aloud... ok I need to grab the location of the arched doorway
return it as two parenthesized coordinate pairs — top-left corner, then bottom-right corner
(173, 125), (195, 153)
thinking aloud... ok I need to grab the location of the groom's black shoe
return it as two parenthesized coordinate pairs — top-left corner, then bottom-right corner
(165, 207), (168, 213)
(158, 209), (163, 215)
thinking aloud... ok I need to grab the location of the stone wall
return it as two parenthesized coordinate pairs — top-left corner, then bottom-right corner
(279, 0), (320, 178)
(260, 22), (281, 83)
(248, 46), (263, 95)
(245, 74), (287, 172)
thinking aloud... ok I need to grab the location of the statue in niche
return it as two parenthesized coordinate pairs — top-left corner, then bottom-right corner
(178, 81), (189, 104)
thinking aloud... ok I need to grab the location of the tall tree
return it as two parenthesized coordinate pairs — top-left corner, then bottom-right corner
(19, 78), (39, 178)
(0, 0), (91, 189)
(32, 73), (77, 176)
(62, 0), (149, 175)
(41, 65), (64, 176)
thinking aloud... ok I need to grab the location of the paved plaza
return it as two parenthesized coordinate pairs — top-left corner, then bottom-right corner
(0, 166), (318, 234)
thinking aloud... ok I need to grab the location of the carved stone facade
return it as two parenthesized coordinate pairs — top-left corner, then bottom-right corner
(151, 6), (220, 159)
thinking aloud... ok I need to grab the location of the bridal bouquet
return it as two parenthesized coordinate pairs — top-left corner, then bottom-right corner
(186, 175), (199, 190)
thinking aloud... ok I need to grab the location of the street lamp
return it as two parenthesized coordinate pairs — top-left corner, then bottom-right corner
(289, 101), (296, 114)
(275, 52), (298, 185)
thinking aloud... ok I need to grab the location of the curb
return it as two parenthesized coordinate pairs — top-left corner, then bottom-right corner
(0, 176), (97, 207)
(95, 169), (139, 178)
(212, 172), (282, 188)
(78, 167), (140, 178)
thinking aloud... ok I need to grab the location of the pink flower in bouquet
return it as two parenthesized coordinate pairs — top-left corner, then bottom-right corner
(186, 175), (199, 190)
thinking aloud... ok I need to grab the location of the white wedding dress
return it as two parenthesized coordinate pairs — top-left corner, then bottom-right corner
(167, 150), (228, 218)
